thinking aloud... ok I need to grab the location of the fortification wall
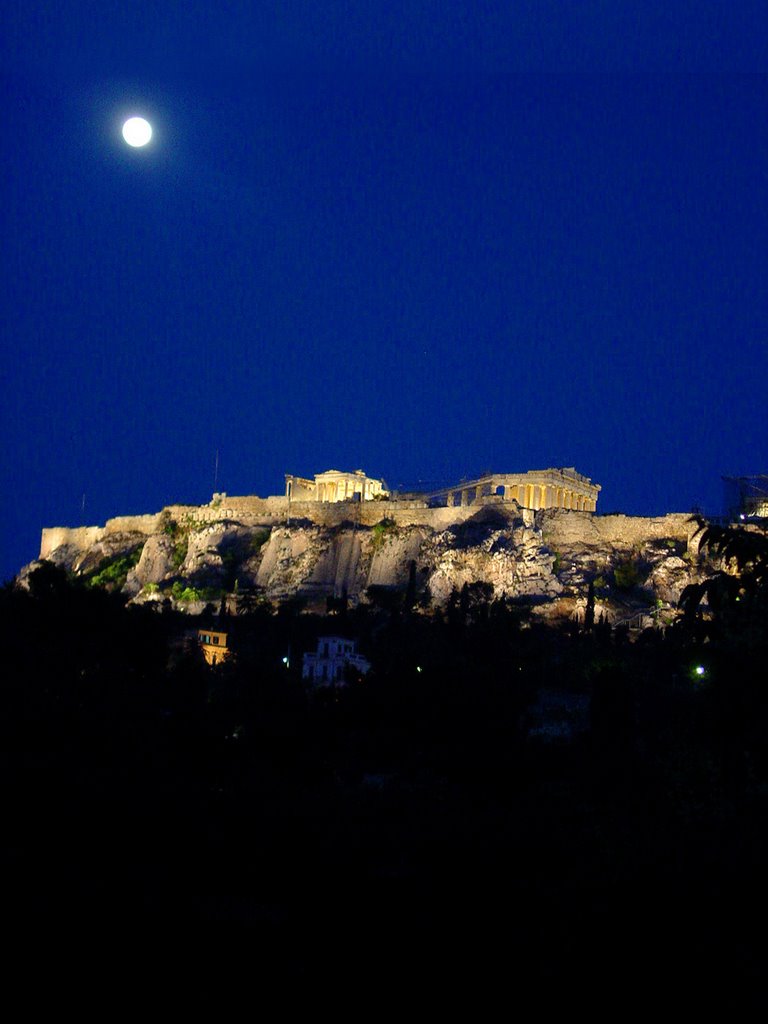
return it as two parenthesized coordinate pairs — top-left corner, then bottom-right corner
(185, 496), (287, 523)
(103, 513), (163, 536)
(41, 512), (167, 559)
(40, 526), (105, 560)
(39, 497), (537, 560)
(537, 510), (694, 550)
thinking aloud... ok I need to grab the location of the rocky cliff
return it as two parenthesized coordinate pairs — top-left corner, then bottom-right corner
(25, 500), (710, 627)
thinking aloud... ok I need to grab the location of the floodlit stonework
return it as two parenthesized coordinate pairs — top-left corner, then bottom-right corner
(285, 469), (388, 502)
(30, 460), (707, 627)
(39, 467), (603, 566)
(282, 466), (599, 511)
(425, 467), (600, 512)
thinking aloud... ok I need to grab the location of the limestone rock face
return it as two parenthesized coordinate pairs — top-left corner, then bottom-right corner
(426, 516), (562, 605)
(27, 503), (712, 622)
(645, 555), (697, 605)
(366, 527), (430, 589)
(72, 531), (147, 576)
(125, 534), (176, 594)
(257, 526), (326, 599)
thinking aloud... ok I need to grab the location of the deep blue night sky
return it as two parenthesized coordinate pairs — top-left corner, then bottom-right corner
(2, 3), (767, 580)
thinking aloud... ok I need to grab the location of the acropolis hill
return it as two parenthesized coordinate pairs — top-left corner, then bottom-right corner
(34, 467), (708, 624)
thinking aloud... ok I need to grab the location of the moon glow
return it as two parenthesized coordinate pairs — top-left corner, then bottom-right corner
(122, 117), (152, 147)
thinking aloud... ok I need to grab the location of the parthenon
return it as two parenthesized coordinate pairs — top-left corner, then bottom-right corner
(284, 467), (599, 511)
(427, 468), (600, 512)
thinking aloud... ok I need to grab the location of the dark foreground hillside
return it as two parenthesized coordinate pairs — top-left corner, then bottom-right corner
(3, 550), (768, 999)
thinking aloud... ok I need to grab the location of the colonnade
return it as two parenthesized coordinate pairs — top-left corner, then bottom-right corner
(439, 471), (599, 512)
(286, 470), (387, 503)
(315, 477), (377, 501)
(285, 468), (599, 512)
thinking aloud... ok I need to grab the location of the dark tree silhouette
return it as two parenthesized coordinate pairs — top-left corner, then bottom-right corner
(680, 517), (768, 631)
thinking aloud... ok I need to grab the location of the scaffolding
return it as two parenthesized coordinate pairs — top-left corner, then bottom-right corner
(723, 475), (768, 520)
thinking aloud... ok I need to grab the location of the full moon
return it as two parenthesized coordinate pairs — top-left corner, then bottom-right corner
(122, 117), (152, 147)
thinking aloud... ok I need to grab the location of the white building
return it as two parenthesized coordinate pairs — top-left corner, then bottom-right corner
(302, 636), (371, 686)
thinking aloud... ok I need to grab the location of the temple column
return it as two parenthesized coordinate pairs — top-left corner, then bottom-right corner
(461, 489), (469, 506)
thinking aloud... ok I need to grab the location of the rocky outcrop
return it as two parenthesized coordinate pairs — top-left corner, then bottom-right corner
(26, 501), (712, 622)
(425, 508), (562, 605)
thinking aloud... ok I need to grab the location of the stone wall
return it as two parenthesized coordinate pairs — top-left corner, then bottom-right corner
(41, 513), (164, 559)
(103, 513), (164, 536)
(537, 510), (695, 551)
(40, 526), (105, 560)
(40, 498), (694, 564)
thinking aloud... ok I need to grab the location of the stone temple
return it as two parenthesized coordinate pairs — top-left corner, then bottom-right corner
(285, 467), (600, 512)
(285, 469), (388, 503)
